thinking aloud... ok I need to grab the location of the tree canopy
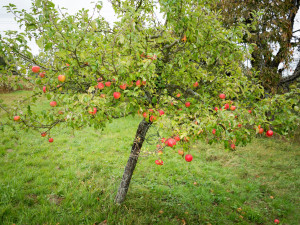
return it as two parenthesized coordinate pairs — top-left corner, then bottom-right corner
(0, 0), (299, 203)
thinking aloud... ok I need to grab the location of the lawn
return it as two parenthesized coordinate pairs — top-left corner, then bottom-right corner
(0, 91), (299, 225)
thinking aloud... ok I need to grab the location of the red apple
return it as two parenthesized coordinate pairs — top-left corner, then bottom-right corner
(41, 132), (47, 137)
(105, 81), (111, 87)
(32, 66), (40, 73)
(150, 115), (157, 122)
(66, 63), (70, 67)
(142, 112), (148, 118)
(39, 72), (45, 78)
(212, 129), (216, 135)
(43, 86), (47, 93)
(230, 105), (236, 111)
(158, 150), (163, 155)
(48, 138), (54, 143)
(161, 138), (165, 143)
(158, 110), (164, 116)
(14, 116), (20, 121)
(148, 109), (154, 112)
(113, 92), (121, 99)
(93, 107), (97, 114)
(120, 83), (127, 90)
(185, 154), (193, 162)
(170, 102), (174, 106)
(89, 107), (97, 115)
(155, 160), (163, 165)
(224, 103), (229, 110)
(98, 82), (105, 89)
(214, 107), (218, 112)
(248, 110), (252, 113)
(274, 219), (280, 224)
(193, 81), (199, 88)
(266, 130), (273, 137)
(185, 102), (191, 107)
(230, 144), (235, 150)
(174, 135), (180, 142)
(259, 128), (264, 134)
(58, 75), (66, 82)
(219, 93), (226, 99)
(178, 149), (184, 156)
(165, 138), (176, 147)
(238, 123), (242, 128)
(176, 93), (181, 98)
(50, 101), (57, 107)
(136, 80), (141, 87)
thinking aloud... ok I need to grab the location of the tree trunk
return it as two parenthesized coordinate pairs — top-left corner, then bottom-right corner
(115, 119), (152, 204)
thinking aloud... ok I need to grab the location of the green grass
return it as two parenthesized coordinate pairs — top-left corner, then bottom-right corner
(0, 91), (300, 224)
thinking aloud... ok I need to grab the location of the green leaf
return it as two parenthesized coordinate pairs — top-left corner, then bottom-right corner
(44, 43), (52, 51)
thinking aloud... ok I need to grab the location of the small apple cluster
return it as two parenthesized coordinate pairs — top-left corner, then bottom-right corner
(140, 108), (165, 122)
(211, 93), (274, 148)
(154, 135), (193, 165)
(32, 66), (66, 94)
(96, 77), (147, 100)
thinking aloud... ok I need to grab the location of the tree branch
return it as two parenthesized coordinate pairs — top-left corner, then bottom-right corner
(279, 59), (300, 85)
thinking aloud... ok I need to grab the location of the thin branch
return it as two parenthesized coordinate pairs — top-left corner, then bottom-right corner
(293, 29), (300, 33)
(76, 3), (98, 47)
(163, 39), (180, 49)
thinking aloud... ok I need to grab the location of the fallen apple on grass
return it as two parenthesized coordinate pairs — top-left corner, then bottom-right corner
(113, 92), (121, 99)
(155, 160), (164, 165)
(178, 149), (184, 156)
(50, 101), (57, 107)
(185, 154), (193, 162)
(219, 93), (226, 99)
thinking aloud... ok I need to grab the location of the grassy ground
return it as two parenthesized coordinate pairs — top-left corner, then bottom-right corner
(0, 91), (299, 225)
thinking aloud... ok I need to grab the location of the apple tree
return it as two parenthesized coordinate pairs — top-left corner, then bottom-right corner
(212, 0), (300, 92)
(0, 0), (299, 204)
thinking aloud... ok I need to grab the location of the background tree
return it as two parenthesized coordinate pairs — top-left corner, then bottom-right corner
(214, 0), (300, 92)
(0, 0), (299, 204)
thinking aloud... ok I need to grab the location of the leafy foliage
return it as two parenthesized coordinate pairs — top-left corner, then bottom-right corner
(0, 1), (299, 155)
(213, 0), (300, 91)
